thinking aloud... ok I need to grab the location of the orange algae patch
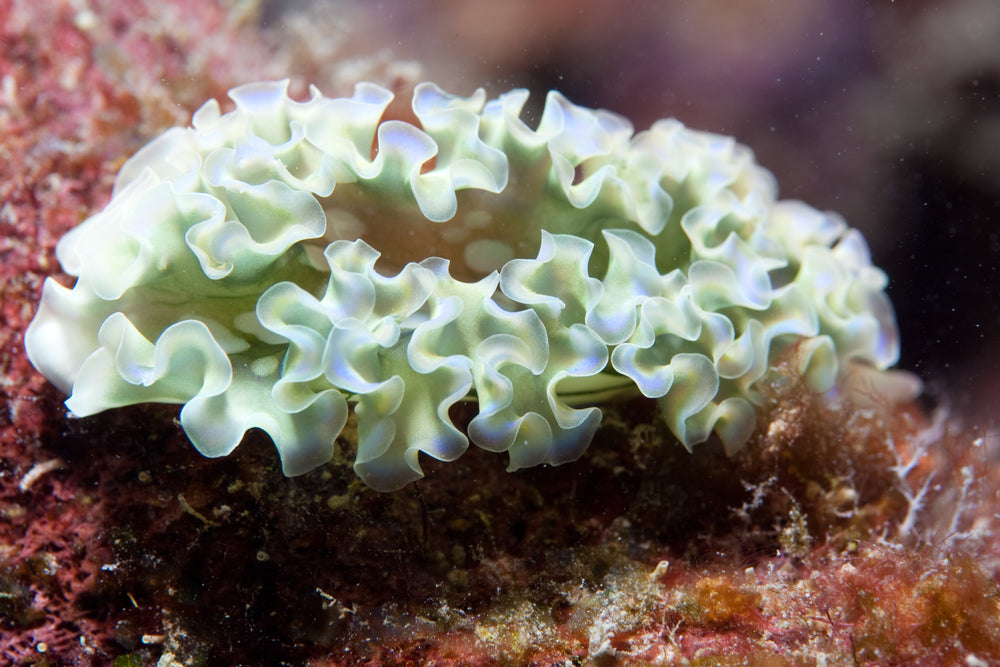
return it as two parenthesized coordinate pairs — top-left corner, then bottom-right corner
(685, 575), (764, 628)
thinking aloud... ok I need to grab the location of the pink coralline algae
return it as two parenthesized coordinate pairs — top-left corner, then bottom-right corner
(0, 0), (308, 662)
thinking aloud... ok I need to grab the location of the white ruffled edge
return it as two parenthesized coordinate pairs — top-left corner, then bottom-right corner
(25, 80), (911, 491)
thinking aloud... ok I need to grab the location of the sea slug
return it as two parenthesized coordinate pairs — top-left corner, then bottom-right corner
(25, 81), (904, 491)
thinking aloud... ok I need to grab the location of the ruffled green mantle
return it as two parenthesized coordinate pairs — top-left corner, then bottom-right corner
(25, 81), (901, 491)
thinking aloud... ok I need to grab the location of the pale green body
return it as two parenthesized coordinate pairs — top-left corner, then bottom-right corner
(25, 81), (900, 491)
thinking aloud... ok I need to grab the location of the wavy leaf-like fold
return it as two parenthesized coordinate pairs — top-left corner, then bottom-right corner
(24, 79), (912, 489)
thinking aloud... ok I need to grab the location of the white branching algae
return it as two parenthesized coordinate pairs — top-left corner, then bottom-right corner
(25, 81), (908, 491)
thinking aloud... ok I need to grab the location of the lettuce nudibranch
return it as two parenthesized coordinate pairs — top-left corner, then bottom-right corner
(25, 81), (905, 491)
